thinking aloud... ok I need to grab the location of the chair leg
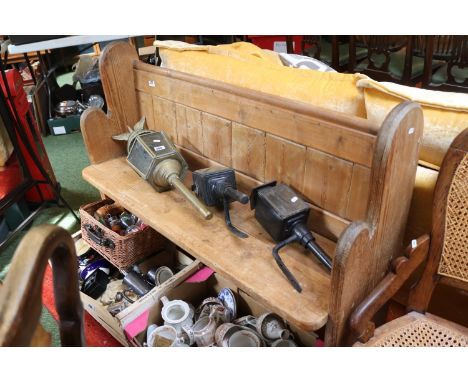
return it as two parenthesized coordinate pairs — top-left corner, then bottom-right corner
(422, 36), (435, 88)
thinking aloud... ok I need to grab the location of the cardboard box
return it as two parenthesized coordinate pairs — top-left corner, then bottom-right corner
(128, 269), (317, 347)
(74, 232), (317, 347)
(74, 231), (201, 346)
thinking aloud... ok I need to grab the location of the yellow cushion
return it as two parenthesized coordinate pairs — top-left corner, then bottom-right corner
(153, 41), (458, 241)
(357, 79), (468, 167)
(405, 166), (439, 242)
(155, 41), (368, 118)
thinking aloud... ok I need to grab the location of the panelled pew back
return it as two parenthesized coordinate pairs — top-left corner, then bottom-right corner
(81, 42), (423, 345)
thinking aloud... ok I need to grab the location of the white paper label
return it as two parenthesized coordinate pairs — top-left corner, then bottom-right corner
(273, 41), (295, 53)
(154, 145), (166, 152)
(411, 239), (417, 248)
(291, 196), (298, 203)
(408, 127), (415, 135)
(148, 80), (156, 87)
(53, 126), (66, 135)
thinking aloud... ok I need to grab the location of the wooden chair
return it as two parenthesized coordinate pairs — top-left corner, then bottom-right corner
(349, 36), (425, 85)
(301, 36), (363, 71)
(350, 129), (468, 346)
(0, 225), (84, 346)
(421, 35), (468, 93)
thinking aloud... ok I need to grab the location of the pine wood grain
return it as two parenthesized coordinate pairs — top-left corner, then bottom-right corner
(178, 145), (351, 242)
(81, 107), (125, 164)
(201, 112), (232, 167)
(137, 91), (155, 130)
(100, 42), (140, 134)
(83, 157), (332, 331)
(265, 134), (307, 193)
(303, 148), (354, 218)
(346, 164), (371, 221)
(134, 67), (377, 167)
(153, 96), (177, 143)
(231, 122), (266, 180)
(325, 102), (424, 346)
(81, 41), (140, 164)
(80, 44), (429, 345)
(175, 104), (204, 154)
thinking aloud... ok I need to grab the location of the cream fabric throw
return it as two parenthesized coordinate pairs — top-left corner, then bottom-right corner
(358, 78), (468, 167)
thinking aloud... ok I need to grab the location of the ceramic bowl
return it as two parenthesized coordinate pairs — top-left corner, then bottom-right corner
(227, 329), (262, 347)
(215, 323), (241, 347)
(148, 325), (180, 347)
(271, 338), (297, 347)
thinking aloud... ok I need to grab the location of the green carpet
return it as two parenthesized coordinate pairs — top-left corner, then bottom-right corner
(43, 131), (100, 211)
(0, 131), (99, 345)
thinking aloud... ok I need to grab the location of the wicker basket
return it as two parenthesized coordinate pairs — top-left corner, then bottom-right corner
(79, 199), (166, 269)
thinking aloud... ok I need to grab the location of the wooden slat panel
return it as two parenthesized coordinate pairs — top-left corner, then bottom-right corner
(134, 62), (378, 134)
(137, 91), (155, 130)
(231, 123), (265, 181)
(265, 134), (306, 193)
(346, 164), (371, 221)
(174, 104), (185, 146)
(134, 69), (376, 167)
(201, 112), (232, 167)
(152, 96), (177, 142)
(179, 146), (350, 241)
(179, 146), (263, 194)
(303, 148), (354, 218)
(175, 104), (203, 154)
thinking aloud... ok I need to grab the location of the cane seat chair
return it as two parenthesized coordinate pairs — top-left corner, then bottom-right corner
(350, 128), (468, 347)
(0, 225), (84, 346)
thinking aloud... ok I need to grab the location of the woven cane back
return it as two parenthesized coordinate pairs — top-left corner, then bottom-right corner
(437, 153), (468, 282)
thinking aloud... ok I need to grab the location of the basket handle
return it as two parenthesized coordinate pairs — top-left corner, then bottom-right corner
(84, 224), (115, 249)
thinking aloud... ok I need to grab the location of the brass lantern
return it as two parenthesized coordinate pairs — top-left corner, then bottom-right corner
(114, 117), (212, 220)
